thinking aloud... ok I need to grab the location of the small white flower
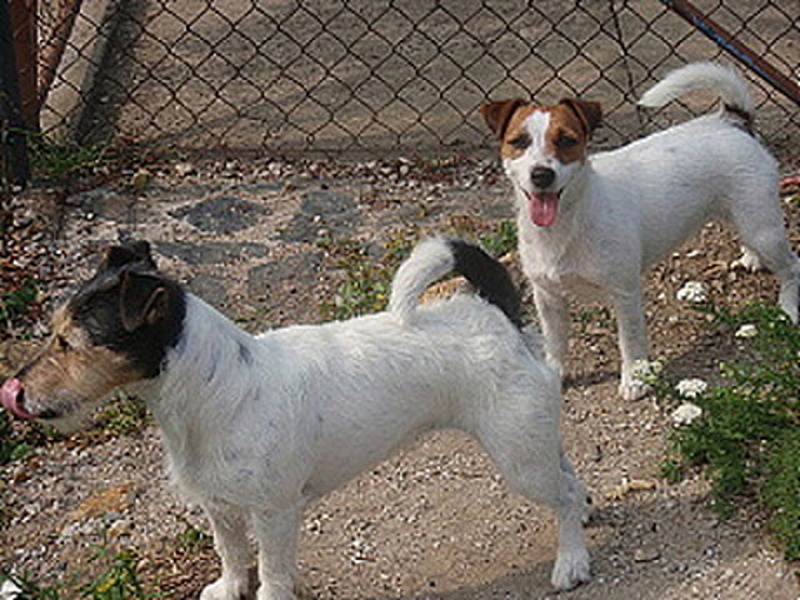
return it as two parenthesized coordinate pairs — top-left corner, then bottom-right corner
(671, 402), (703, 426)
(631, 359), (664, 383)
(676, 281), (707, 303)
(676, 378), (708, 398)
(734, 323), (758, 338)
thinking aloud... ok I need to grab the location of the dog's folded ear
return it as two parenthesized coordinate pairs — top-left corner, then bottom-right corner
(119, 270), (173, 332)
(99, 241), (157, 273)
(559, 98), (602, 138)
(481, 99), (528, 140)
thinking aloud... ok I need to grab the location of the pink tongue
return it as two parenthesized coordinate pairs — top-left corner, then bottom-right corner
(527, 192), (559, 227)
(1, 378), (35, 419)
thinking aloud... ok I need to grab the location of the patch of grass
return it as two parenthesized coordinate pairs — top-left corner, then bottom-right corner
(94, 392), (151, 437)
(28, 136), (111, 182)
(656, 302), (799, 558)
(1, 279), (40, 329)
(176, 516), (214, 551)
(478, 219), (517, 258)
(319, 233), (415, 321)
(1, 531), (156, 599)
(0, 411), (32, 465)
(79, 539), (151, 600)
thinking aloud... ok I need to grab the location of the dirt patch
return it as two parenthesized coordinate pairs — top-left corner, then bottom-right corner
(1, 156), (799, 599)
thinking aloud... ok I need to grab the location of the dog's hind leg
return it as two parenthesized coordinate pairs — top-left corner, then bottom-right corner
(729, 195), (800, 323)
(477, 389), (590, 590)
(252, 505), (302, 600)
(614, 287), (650, 400)
(201, 503), (254, 600)
(546, 449), (592, 591)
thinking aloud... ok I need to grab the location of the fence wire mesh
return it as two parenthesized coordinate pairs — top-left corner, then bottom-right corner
(32, 0), (800, 159)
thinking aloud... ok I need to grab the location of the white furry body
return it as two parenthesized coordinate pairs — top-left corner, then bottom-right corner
(510, 63), (799, 399)
(142, 239), (590, 599)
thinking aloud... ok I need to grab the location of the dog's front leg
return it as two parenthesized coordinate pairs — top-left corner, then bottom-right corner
(614, 288), (649, 400)
(533, 287), (570, 379)
(200, 503), (253, 600)
(252, 506), (302, 600)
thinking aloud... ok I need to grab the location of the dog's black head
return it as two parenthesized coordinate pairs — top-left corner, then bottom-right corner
(0, 241), (186, 427)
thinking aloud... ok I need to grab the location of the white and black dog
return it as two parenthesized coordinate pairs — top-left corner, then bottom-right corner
(482, 62), (800, 399)
(1, 238), (590, 599)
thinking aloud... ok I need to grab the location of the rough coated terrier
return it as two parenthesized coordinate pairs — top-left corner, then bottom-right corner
(2, 238), (590, 599)
(482, 61), (800, 400)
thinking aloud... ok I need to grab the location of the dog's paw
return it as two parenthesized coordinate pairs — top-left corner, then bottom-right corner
(200, 576), (249, 600)
(619, 378), (651, 401)
(551, 546), (591, 590)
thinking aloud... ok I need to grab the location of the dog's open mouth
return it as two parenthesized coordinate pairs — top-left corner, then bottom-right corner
(527, 190), (560, 227)
(1, 378), (36, 419)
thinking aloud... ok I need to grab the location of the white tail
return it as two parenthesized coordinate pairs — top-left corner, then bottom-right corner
(639, 62), (755, 116)
(388, 238), (456, 324)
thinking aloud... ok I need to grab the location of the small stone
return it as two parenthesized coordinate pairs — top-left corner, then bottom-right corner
(131, 168), (152, 194)
(107, 519), (133, 538)
(633, 547), (661, 563)
(174, 162), (195, 177)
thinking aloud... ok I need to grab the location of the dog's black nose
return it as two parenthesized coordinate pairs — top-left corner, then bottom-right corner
(531, 166), (556, 189)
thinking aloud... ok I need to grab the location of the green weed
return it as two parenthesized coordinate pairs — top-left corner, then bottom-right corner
(319, 233), (414, 321)
(1, 531), (155, 599)
(94, 392), (151, 437)
(478, 219), (517, 258)
(0, 411), (32, 465)
(1, 279), (39, 327)
(656, 302), (799, 558)
(176, 516), (213, 551)
(28, 136), (111, 182)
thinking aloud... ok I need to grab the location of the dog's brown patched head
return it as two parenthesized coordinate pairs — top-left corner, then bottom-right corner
(481, 97), (601, 162)
(0, 241), (185, 428)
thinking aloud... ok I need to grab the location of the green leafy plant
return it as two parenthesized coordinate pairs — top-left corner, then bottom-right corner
(79, 543), (147, 600)
(0, 411), (32, 465)
(656, 302), (799, 559)
(1, 531), (155, 599)
(1, 279), (39, 327)
(479, 219), (517, 258)
(94, 392), (151, 437)
(319, 234), (414, 321)
(28, 136), (111, 181)
(176, 515), (213, 551)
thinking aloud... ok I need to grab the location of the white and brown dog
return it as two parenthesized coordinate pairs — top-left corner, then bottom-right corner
(482, 62), (800, 400)
(1, 239), (590, 599)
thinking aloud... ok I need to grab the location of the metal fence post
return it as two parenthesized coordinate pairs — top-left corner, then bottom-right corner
(0, 0), (32, 188)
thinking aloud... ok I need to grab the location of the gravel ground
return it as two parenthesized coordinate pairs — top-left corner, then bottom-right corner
(1, 155), (798, 599)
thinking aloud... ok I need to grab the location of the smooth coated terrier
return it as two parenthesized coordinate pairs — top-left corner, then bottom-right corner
(482, 61), (800, 400)
(1, 239), (590, 599)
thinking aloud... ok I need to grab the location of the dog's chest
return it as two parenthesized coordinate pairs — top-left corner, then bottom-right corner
(519, 236), (606, 301)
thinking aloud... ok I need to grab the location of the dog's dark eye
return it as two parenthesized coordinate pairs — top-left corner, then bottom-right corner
(508, 134), (531, 150)
(556, 134), (578, 149)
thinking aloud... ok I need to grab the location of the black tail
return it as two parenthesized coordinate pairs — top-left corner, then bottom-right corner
(448, 240), (523, 329)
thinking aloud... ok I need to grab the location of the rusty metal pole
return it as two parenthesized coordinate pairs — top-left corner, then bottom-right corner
(10, 0), (38, 129)
(660, 0), (800, 106)
(0, 0), (32, 187)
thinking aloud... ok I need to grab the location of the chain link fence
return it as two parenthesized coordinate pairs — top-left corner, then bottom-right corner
(27, 0), (800, 159)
